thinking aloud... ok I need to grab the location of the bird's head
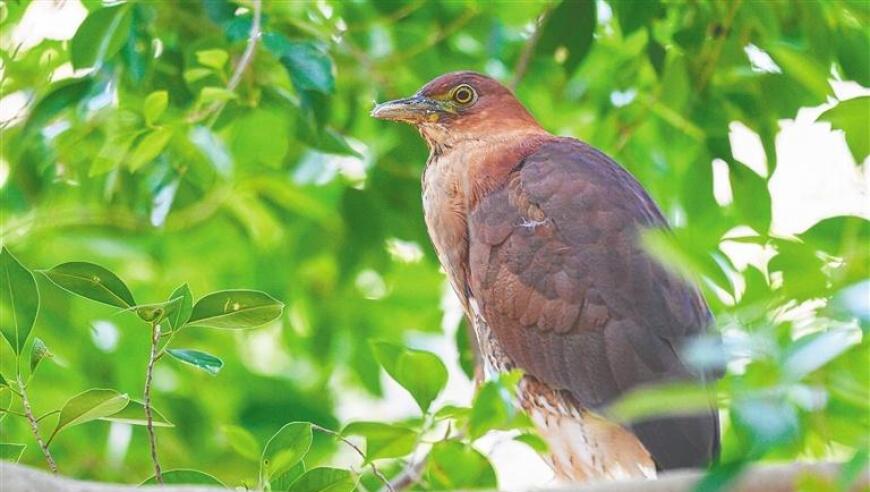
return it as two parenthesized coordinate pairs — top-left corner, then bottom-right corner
(371, 71), (542, 148)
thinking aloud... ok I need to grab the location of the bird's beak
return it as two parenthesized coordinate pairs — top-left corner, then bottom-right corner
(370, 95), (443, 123)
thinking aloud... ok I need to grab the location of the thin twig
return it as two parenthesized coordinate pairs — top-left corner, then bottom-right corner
(510, 6), (553, 91)
(695, 0), (742, 93)
(188, 0), (263, 124)
(384, 453), (428, 492)
(144, 323), (163, 484)
(311, 424), (394, 492)
(18, 378), (58, 474)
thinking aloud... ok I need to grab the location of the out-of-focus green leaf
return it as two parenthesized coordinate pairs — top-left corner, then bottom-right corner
(605, 382), (718, 423)
(768, 43), (832, 102)
(29, 337), (52, 374)
(40, 262), (135, 309)
(196, 49), (229, 70)
(0, 248), (39, 355)
(99, 400), (173, 427)
(89, 131), (137, 176)
(188, 290), (284, 329)
(261, 422), (313, 482)
(166, 283), (193, 330)
(371, 341), (447, 413)
(141, 469), (226, 486)
(817, 96), (869, 163)
(800, 215), (870, 254)
(200, 86), (238, 103)
(128, 127), (173, 172)
(0, 443), (26, 462)
(535, 0), (596, 76)
(166, 348), (224, 375)
(286, 467), (354, 492)
(427, 441), (497, 490)
(783, 330), (857, 381)
(610, 0), (661, 36)
(729, 160), (771, 234)
(143, 90), (168, 126)
(70, 3), (133, 69)
(342, 421), (417, 462)
(836, 27), (870, 87)
(263, 33), (335, 94)
(468, 372), (531, 438)
(514, 432), (548, 453)
(0, 373), (7, 387)
(222, 425), (260, 461)
(731, 396), (800, 454)
(50, 389), (129, 442)
(455, 319), (476, 380)
(273, 462), (306, 491)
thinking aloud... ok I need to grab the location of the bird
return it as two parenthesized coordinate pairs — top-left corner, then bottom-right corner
(371, 71), (719, 483)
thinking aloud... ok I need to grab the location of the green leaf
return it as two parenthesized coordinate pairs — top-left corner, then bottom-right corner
(817, 96), (869, 163)
(728, 160), (771, 234)
(768, 43), (832, 103)
(535, 0), (597, 76)
(166, 283), (193, 330)
(610, 0), (661, 35)
(134, 296), (182, 324)
(0, 373), (7, 387)
(200, 86), (238, 104)
(604, 382), (717, 424)
(287, 467), (355, 492)
(70, 3), (133, 69)
(222, 425), (260, 461)
(188, 289), (283, 329)
(89, 131), (137, 176)
(455, 318), (476, 380)
(514, 432), (548, 453)
(184, 68), (214, 84)
(196, 49), (229, 70)
(731, 396), (799, 454)
(272, 462), (306, 491)
(23, 78), (96, 135)
(836, 27), (870, 87)
(261, 422), (313, 482)
(141, 469), (226, 486)
(263, 34), (335, 94)
(342, 421), (417, 462)
(143, 90), (169, 126)
(166, 349), (223, 375)
(469, 380), (516, 438)
(799, 215), (870, 255)
(128, 127), (173, 172)
(783, 330), (856, 381)
(29, 337), (52, 374)
(40, 262), (135, 309)
(427, 441), (497, 490)
(50, 389), (129, 442)
(371, 341), (447, 413)
(99, 400), (173, 427)
(0, 248), (39, 355)
(0, 443), (26, 462)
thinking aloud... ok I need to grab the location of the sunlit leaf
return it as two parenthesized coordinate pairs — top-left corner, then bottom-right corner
(0, 248), (39, 355)
(427, 441), (497, 490)
(200, 86), (237, 103)
(141, 469), (226, 486)
(188, 290), (283, 329)
(817, 96), (870, 163)
(222, 425), (260, 461)
(143, 90), (168, 126)
(128, 127), (173, 172)
(166, 348), (223, 375)
(342, 421), (417, 462)
(99, 400), (173, 428)
(287, 467), (355, 492)
(70, 3), (133, 69)
(371, 341), (447, 413)
(196, 49), (229, 70)
(261, 422), (313, 482)
(50, 389), (129, 442)
(40, 262), (135, 309)
(514, 432), (548, 453)
(165, 283), (194, 330)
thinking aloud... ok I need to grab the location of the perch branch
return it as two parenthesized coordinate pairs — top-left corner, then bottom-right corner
(511, 6), (553, 91)
(18, 378), (58, 474)
(312, 424), (394, 492)
(144, 323), (163, 484)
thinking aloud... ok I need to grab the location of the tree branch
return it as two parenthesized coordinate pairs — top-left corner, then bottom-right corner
(311, 424), (393, 492)
(510, 6), (553, 91)
(18, 378), (58, 475)
(144, 323), (163, 484)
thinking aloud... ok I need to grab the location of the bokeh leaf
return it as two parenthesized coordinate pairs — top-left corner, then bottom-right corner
(189, 290), (283, 329)
(166, 348), (224, 375)
(263, 33), (335, 94)
(0, 248), (39, 355)
(222, 425), (260, 461)
(342, 421), (417, 462)
(817, 96), (869, 163)
(143, 90), (169, 126)
(535, 0), (597, 76)
(0, 443), (26, 462)
(70, 3), (133, 69)
(40, 262), (135, 309)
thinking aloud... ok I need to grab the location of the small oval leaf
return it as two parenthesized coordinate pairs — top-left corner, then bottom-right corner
(143, 90), (168, 126)
(51, 389), (129, 441)
(0, 248), (39, 355)
(189, 290), (283, 329)
(0, 443), (26, 462)
(261, 422), (313, 482)
(342, 421), (417, 462)
(166, 283), (193, 330)
(99, 400), (173, 428)
(40, 262), (135, 309)
(166, 349), (223, 375)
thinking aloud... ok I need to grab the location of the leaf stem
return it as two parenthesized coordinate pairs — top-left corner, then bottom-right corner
(144, 323), (164, 484)
(311, 424), (394, 492)
(18, 377), (58, 474)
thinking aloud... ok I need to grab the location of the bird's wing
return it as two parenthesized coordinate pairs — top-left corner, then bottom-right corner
(466, 138), (719, 469)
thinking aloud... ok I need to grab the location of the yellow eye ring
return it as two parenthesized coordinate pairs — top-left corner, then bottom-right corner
(452, 84), (476, 105)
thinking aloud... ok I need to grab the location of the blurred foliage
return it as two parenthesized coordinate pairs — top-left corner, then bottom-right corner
(0, 0), (868, 490)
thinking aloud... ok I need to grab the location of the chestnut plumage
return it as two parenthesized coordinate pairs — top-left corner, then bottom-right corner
(373, 71), (720, 482)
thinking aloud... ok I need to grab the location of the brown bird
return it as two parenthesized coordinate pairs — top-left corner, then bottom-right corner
(371, 72), (719, 482)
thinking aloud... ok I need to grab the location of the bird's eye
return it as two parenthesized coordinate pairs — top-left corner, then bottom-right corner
(452, 85), (476, 105)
